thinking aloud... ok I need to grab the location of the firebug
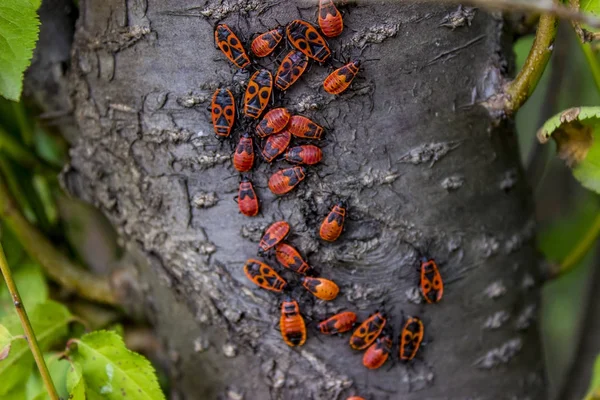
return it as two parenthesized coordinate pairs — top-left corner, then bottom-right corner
(280, 296), (307, 347)
(214, 24), (250, 69)
(243, 259), (287, 292)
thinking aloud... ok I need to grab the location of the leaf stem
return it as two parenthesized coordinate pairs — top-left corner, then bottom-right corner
(580, 43), (600, 94)
(0, 243), (58, 400)
(504, 12), (558, 114)
(555, 212), (600, 278)
(0, 170), (117, 305)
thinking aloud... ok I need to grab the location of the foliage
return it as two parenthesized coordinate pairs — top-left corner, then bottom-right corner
(537, 107), (600, 193)
(585, 353), (600, 399)
(0, 0), (41, 101)
(68, 331), (165, 400)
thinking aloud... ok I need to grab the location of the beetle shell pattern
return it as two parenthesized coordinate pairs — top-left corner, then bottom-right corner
(244, 69), (273, 119)
(323, 60), (361, 95)
(211, 88), (235, 137)
(233, 133), (254, 172)
(256, 108), (291, 138)
(284, 145), (323, 165)
(319, 202), (346, 241)
(275, 242), (313, 275)
(262, 130), (292, 163)
(287, 115), (324, 139)
(280, 298), (307, 347)
(286, 19), (331, 62)
(258, 221), (290, 253)
(363, 327), (393, 369)
(275, 50), (309, 91)
(238, 178), (259, 217)
(214, 24), (251, 68)
(243, 259), (287, 292)
(349, 312), (387, 350)
(301, 276), (339, 301)
(318, 0), (344, 38)
(399, 317), (425, 361)
(251, 26), (284, 57)
(420, 258), (444, 303)
(318, 311), (357, 335)
(268, 166), (307, 195)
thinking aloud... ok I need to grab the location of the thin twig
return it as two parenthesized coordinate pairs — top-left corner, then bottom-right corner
(580, 42), (600, 93)
(427, 0), (600, 28)
(0, 243), (59, 400)
(0, 171), (117, 305)
(549, 212), (600, 279)
(570, 0), (600, 42)
(504, 11), (558, 114)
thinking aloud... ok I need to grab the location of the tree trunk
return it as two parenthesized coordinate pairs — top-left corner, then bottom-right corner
(59, 0), (547, 398)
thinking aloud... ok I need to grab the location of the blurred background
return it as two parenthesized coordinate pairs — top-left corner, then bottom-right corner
(515, 22), (600, 398)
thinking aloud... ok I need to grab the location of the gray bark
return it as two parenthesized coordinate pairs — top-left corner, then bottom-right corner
(39, 0), (547, 398)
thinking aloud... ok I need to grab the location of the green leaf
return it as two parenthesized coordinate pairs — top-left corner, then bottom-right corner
(0, 301), (72, 395)
(3, 382), (27, 400)
(66, 361), (86, 400)
(0, 262), (48, 320)
(69, 330), (165, 400)
(586, 353), (600, 399)
(581, 0), (600, 16)
(26, 354), (72, 400)
(0, 0), (41, 101)
(0, 337), (32, 395)
(537, 106), (600, 193)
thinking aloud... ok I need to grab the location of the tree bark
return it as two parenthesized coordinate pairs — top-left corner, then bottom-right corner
(59, 0), (547, 398)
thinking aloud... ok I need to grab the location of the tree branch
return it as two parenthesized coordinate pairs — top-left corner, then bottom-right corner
(504, 12), (558, 114)
(0, 243), (58, 400)
(0, 171), (117, 305)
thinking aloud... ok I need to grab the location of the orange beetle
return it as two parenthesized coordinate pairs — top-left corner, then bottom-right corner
(258, 221), (290, 254)
(286, 19), (331, 63)
(349, 311), (387, 350)
(237, 177), (259, 217)
(210, 88), (235, 137)
(275, 243), (313, 275)
(251, 26), (284, 57)
(287, 115), (324, 139)
(399, 317), (424, 361)
(323, 60), (361, 95)
(214, 24), (250, 69)
(256, 108), (291, 138)
(319, 202), (346, 241)
(317, 311), (357, 335)
(300, 276), (339, 301)
(243, 259), (287, 292)
(261, 130), (291, 163)
(233, 132), (254, 172)
(275, 50), (309, 91)
(346, 397), (366, 400)
(268, 166), (306, 195)
(420, 257), (443, 303)
(280, 296), (307, 347)
(363, 326), (393, 369)
(318, 0), (344, 38)
(283, 145), (322, 165)
(244, 69), (273, 119)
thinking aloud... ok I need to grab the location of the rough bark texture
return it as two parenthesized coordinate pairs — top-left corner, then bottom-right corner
(61, 0), (546, 398)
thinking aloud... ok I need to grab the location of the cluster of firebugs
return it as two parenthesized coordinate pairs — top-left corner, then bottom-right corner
(210, 1), (444, 397)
